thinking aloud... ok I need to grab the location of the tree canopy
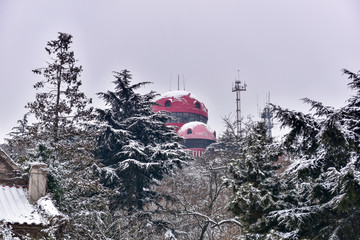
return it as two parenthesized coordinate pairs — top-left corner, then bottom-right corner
(227, 69), (360, 239)
(95, 69), (189, 212)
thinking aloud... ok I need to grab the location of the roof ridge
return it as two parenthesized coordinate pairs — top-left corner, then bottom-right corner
(1, 184), (28, 189)
(0, 147), (20, 171)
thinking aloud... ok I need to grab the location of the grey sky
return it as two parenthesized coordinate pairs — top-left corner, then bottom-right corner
(1, 0), (359, 142)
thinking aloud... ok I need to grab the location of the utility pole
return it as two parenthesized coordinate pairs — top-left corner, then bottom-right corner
(232, 70), (247, 136)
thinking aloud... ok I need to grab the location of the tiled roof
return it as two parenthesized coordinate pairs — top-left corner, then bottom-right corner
(0, 185), (46, 225)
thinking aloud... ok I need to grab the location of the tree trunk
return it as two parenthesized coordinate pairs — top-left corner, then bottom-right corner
(54, 63), (62, 143)
(199, 223), (209, 240)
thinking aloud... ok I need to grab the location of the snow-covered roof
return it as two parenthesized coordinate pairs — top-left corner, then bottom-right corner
(0, 185), (46, 225)
(178, 121), (216, 141)
(37, 195), (63, 218)
(180, 121), (213, 130)
(158, 90), (201, 101)
(154, 90), (209, 118)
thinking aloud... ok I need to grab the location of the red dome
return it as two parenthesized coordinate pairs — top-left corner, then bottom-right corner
(178, 122), (216, 153)
(153, 90), (209, 129)
(178, 122), (216, 141)
(154, 90), (207, 113)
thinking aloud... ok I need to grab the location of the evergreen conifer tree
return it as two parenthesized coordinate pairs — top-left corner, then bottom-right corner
(23, 32), (94, 202)
(266, 69), (360, 239)
(28, 33), (93, 145)
(228, 120), (281, 238)
(6, 33), (109, 238)
(95, 69), (189, 212)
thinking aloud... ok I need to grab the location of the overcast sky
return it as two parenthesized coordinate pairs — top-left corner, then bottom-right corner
(1, 0), (360, 143)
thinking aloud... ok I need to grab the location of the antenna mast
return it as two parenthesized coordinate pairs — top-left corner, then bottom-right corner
(261, 92), (273, 138)
(232, 70), (247, 136)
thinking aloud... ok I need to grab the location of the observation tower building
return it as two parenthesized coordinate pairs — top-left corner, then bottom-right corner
(153, 90), (216, 156)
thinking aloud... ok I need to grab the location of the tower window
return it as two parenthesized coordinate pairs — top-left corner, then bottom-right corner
(184, 139), (216, 149)
(195, 102), (201, 109)
(187, 129), (192, 134)
(165, 100), (171, 107)
(168, 112), (208, 124)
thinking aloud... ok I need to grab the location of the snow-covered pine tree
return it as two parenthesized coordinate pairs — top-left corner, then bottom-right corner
(6, 113), (32, 164)
(5, 33), (111, 238)
(206, 116), (243, 165)
(28, 33), (93, 145)
(22, 32), (95, 201)
(266, 69), (360, 239)
(227, 120), (281, 238)
(95, 69), (189, 212)
(343, 69), (360, 140)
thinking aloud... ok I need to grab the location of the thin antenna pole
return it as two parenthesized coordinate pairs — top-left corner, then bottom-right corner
(257, 92), (259, 117)
(177, 74), (180, 90)
(232, 70), (247, 136)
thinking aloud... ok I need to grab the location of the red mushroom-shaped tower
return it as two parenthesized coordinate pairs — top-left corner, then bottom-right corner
(154, 90), (216, 156)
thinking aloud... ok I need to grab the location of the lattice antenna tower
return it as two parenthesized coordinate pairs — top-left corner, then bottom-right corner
(232, 70), (247, 136)
(261, 92), (273, 138)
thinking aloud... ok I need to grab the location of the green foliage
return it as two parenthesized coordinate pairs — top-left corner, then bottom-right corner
(227, 120), (281, 236)
(265, 69), (360, 239)
(20, 32), (95, 203)
(95, 69), (189, 212)
(27, 33), (93, 144)
(5, 33), (108, 238)
(225, 70), (360, 239)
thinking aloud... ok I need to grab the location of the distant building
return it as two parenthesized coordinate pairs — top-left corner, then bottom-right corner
(0, 148), (65, 239)
(153, 90), (216, 156)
